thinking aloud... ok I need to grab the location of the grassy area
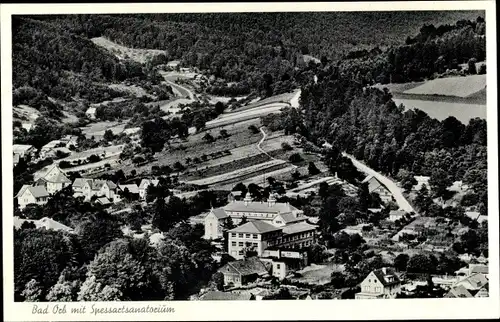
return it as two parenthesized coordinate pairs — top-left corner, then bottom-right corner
(404, 74), (486, 98)
(229, 92), (296, 113)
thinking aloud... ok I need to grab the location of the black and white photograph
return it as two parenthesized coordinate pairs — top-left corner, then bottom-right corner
(1, 1), (498, 321)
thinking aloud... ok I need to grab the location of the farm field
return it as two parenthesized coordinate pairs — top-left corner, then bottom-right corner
(13, 104), (41, 122)
(62, 145), (124, 161)
(404, 74), (486, 98)
(214, 165), (298, 191)
(393, 98), (486, 124)
(91, 37), (166, 64)
(292, 263), (345, 286)
(108, 83), (151, 98)
(205, 103), (288, 130)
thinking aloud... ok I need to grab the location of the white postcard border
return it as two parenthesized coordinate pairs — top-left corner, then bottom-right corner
(2, 1), (498, 321)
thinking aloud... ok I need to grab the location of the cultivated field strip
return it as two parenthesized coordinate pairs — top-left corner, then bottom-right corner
(186, 159), (287, 186)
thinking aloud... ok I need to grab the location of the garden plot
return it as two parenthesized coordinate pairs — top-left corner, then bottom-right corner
(81, 121), (128, 138)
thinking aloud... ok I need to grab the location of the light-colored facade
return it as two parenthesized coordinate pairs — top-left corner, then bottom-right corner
(138, 179), (159, 199)
(16, 185), (50, 209)
(72, 178), (119, 202)
(33, 164), (71, 194)
(86, 107), (97, 119)
(355, 268), (402, 299)
(362, 176), (393, 203)
(204, 208), (229, 240)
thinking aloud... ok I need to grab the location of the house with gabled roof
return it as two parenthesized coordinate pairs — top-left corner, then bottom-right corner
(86, 107), (97, 119)
(362, 175), (393, 203)
(204, 208), (229, 240)
(73, 178), (119, 202)
(33, 164), (71, 194)
(218, 257), (270, 287)
(15, 185), (50, 209)
(355, 267), (402, 299)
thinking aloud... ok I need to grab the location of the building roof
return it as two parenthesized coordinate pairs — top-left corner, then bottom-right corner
(86, 107), (97, 114)
(14, 216), (73, 232)
(210, 208), (229, 219)
(223, 200), (298, 215)
(389, 210), (406, 216)
(15, 185), (49, 198)
(456, 273), (488, 291)
(221, 257), (269, 277)
(200, 291), (253, 301)
(279, 213), (307, 224)
(21, 123), (33, 131)
(282, 222), (317, 235)
(362, 175), (389, 193)
(446, 284), (473, 298)
(139, 179), (159, 189)
(371, 267), (401, 287)
(96, 197), (111, 205)
(119, 184), (139, 194)
(47, 171), (72, 184)
(41, 140), (62, 150)
(228, 221), (282, 234)
(72, 178), (93, 188)
(469, 264), (488, 275)
(13, 144), (34, 154)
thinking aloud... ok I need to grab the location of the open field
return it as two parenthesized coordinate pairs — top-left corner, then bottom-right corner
(108, 83), (151, 98)
(393, 98), (486, 124)
(214, 165), (298, 191)
(404, 75), (486, 98)
(62, 145), (124, 161)
(91, 37), (166, 64)
(81, 120), (129, 138)
(205, 103), (288, 130)
(292, 263), (344, 286)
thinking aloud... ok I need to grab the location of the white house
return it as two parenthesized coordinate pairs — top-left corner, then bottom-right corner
(362, 175), (393, 203)
(14, 216), (73, 233)
(33, 164), (72, 194)
(15, 185), (50, 209)
(86, 107), (97, 120)
(138, 179), (159, 199)
(355, 267), (402, 299)
(13, 144), (36, 159)
(388, 210), (407, 222)
(72, 178), (119, 202)
(204, 208), (229, 240)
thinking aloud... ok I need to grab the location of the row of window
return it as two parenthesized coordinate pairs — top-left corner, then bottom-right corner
(229, 212), (275, 218)
(231, 233), (258, 239)
(231, 241), (259, 248)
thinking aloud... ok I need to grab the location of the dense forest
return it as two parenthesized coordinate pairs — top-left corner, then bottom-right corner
(16, 11), (482, 103)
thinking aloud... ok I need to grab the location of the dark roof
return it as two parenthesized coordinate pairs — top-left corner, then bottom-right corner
(372, 267), (401, 286)
(200, 291), (253, 301)
(228, 221), (282, 234)
(446, 285), (473, 298)
(220, 257), (269, 276)
(211, 208), (228, 219)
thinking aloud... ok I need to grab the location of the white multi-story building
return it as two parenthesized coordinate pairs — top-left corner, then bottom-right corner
(355, 267), (402, 299)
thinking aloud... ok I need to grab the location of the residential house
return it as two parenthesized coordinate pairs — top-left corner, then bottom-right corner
(260, 248), (309, 280)
(33, 164), (71, 194)
(13, 144), (36, 159)
(86, 107), (97, 119)
(446, 273), (489, 298)
(389, 210), (407, 222)
(118, 184), (140, 198)
(14, 216), (73, 233)
(138, 179), (159, 199)
(455, 264), (489, 279)
(227, 190), (243, 202)
(15, 185), (50, 209)
(59, 135), (79, 149)
(199, 291), (255, 301)
(355, 267), (402, 299)
(13, 154), (20, 167)
(204, 208), (229, 240)
(362, 175), (393, 203)
(218, 257), (270, 287)
(72, 178), (119, 202)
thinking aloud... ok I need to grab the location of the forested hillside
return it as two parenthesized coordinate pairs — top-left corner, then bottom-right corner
(12, 17), (164, 119)
(24, 11), (482, 99)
